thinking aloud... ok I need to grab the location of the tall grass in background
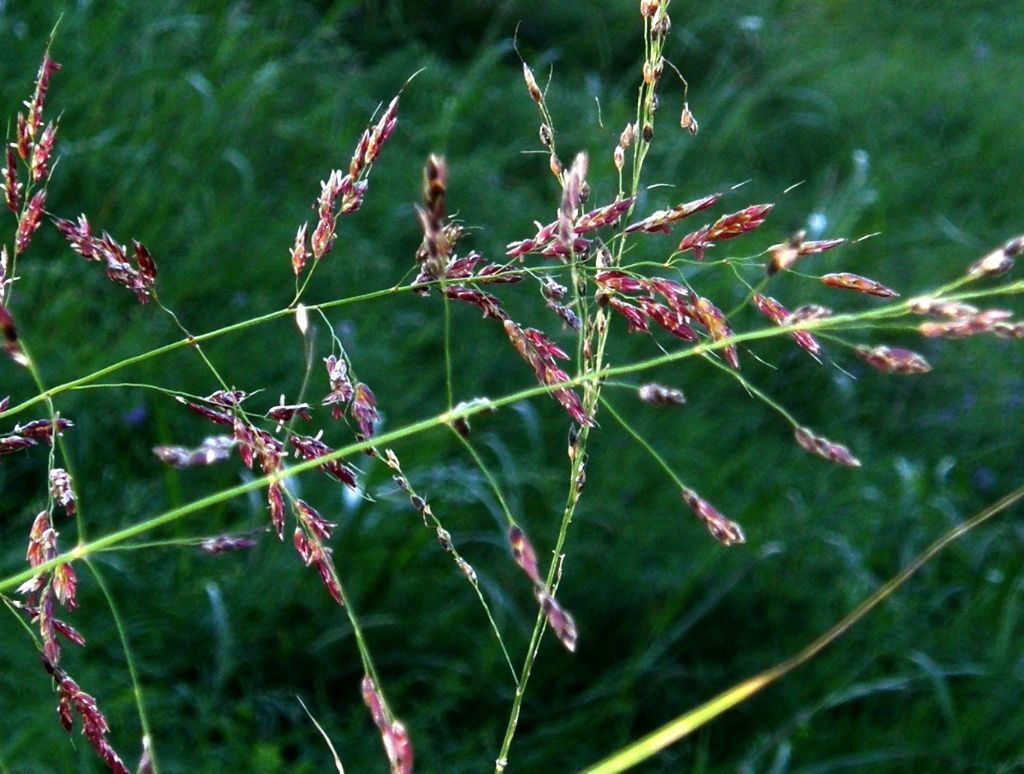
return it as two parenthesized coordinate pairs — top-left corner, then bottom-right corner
(1, 2), (1023, 771)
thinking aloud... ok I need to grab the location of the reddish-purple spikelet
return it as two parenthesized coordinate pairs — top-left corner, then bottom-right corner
(3, 146), (20, 212)
(574, 196), (634, 233)
(752, 293), (822, 357)
(290, 434), (359, 489)
(0, 247), (9, 296)
(556, 152), (588, 256)
(967, 236), (1023, 278)
(295, 499), (336, 541)
(536, 590), (578, 652)
(0, 434), (37, 455)
(794, 426), (861, 467)
(25, 510), (52, 569)
(177, 396), (233, 427)
(918, 308), (1014, 338)
(206, 389), (248, 406)
(855, 345), (931, 374)
(638, 297), (698, 341)
(52, 214), (95, 259)
(624, 193), (720, 234)
(362, 675), (414, 774)
(638, 383), (686, 406)
(49, 468), (77, 517)
(607, 296), (649, 333)
(351, 382), (379, 439)
(767, 232), (846, 274)
(268, 483), (286, 539)
(678, 203), (773, 259)
(322, 354), (356, 418)
(785, 304), (832, 325)
(596, 270), (647, 293)
(649, 277), (695, 310)
(290, 222), (309, 276)
(11, 600), (86, 647)
(692, 296), (739, 368)
(27, 53), (61, 139)
(821, 272), (899, 298)
(524, 327), (570, 361)
(53, 563), (77, 610)
(267, 401), (313, 423)
(51, 215), (157, 301)
(521, 62), (543, 104)
(680, 487), (745, 546)
(30, 121), (57, 183)
(14, 417), (73, 441)
(909, 297), (978, 319)
(509, 525), (541, 585)
(15, 190), (45, 255)
(43, 658), (131, 774)
(311, 170), (343, 259)
(548, 301), (581, 330)
(14, 113), (30, 161)
(199, 535), (257, 555)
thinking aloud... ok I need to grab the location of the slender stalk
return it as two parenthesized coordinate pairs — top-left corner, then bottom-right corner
(582, 483), (1024, 774)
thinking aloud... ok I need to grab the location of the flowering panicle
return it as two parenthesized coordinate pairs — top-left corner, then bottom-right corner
(294, 95), (400, 272)
(821, 272), (899, 298)
(794, 426), (861, 467)
(415, 154), (450, 283)
(20, 507), (78, 665)
(362, 675), (413, 774)
(52, 215), (157, 302)
(43, 657), (130, 774)
(680, 487), (745, 546)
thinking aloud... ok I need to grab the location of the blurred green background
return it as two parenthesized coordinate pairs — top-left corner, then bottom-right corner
(2, 1), (1023, 771)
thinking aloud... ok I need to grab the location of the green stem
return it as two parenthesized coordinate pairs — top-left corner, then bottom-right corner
(86, 558), (158, 773)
